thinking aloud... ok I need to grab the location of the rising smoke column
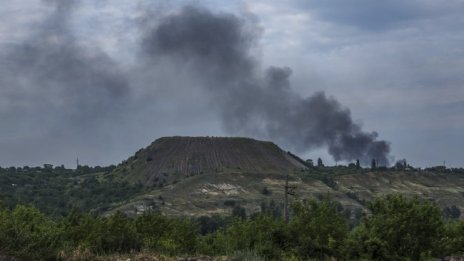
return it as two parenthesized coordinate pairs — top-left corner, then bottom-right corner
(141, 6), (391, 165)
(0, 2), (391, 166)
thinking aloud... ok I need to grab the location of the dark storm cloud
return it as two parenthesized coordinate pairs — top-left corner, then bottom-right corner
(142, 6), (391, 165)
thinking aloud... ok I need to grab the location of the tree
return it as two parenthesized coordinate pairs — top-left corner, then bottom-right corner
(443, 205), (461, 219)
(0, 205), (60, 260)
(232, 205), (247, 220)
(306, 159), (314, 167)
(442, 220), (464, 255)
(212, 214), (287, 259)
(288, 198), (348, 259)
(356, 159), (360, 169)
(317, 158), (324, 167)
(99, 211), (140, 253)
(344, 194), (445, 260)
(135, 212), (198, 255)
(371, 159), (377, 169)
(395, 159), (407, 170)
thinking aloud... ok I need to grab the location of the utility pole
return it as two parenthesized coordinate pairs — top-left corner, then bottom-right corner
(284, 173), (296, 223)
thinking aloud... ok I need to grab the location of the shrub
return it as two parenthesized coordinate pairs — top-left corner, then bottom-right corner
(344, 194), (445, 260)
(288, 198), (348, 259)
(442, 220), (464, 256)
(135, 212), (198, 255)
(0, 205), (60, 260)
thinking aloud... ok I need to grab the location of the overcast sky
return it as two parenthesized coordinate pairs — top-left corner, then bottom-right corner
(1, 0), (463, 168)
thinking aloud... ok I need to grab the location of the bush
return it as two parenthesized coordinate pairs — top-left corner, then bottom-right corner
(442, 220), (464, 256)
(0, 194), (462, 260)
(135, 212), (198, 255)
(288, 198), (348, 259)
(60, 210), (140, 255)
(199, 214), (287, 259)
(344, 194), (445, 260)
(0, 205), (60, 260)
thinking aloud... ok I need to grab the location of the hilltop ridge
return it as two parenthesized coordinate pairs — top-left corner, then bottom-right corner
(113, 136), (307, 187)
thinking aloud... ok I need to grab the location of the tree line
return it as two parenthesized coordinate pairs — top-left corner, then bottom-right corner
(0, 194), (463, 260)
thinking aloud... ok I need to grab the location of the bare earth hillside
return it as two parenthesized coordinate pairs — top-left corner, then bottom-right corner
(108, 137), (464, 219)
(112, 136), (307, 187)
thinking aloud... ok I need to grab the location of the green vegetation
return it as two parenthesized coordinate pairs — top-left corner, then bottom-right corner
(2, 163), (463, 221)
(0, 195), (462, 260)
(344, 195), (447, 260)
(1, 139), (463, 260)
(0, 165), (142, 217)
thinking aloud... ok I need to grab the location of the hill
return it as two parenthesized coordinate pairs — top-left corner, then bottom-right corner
(112, 167), (464, 220)
(111, 136), (307, 187)
(107, 137), (464, 219)
(1, 136), (463, 220)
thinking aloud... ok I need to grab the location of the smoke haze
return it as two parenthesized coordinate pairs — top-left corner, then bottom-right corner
(142, 6), (390, 165)
(0, 1), (391, 166)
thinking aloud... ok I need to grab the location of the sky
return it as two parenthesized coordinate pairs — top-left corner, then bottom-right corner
(0, 0), (463, 168)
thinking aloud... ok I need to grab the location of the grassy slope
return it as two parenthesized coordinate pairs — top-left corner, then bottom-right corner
(111, 167), (464, 219)
(3, 136), (462, 219)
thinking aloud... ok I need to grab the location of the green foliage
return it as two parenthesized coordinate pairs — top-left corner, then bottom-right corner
(196, 214), (232, 235)
(59, 210), (140, 255)
(288, 198), (348, 259)
(443, 205), (461, 219)
(200, 214), (287, 259)
(230, 249), (266, 261)
(200, 198), (349, 260)
(232, 205), (247, 220)
(135, 212), (198, 255)
(59, 210), (198, 256)
(0, 205), (60, 260)
(259, 199), (283, 219)
(0, 194), (462, 260)
(344, 194), (445, 260)
(0, 166), (141, 217)
(442, 220), (464, 255)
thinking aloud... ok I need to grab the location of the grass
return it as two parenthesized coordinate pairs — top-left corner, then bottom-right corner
(111, 166), (464, 221)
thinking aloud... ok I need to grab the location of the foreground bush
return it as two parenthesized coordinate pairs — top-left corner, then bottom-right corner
(0, 195), (462, 260)
(344, 194), (446, 260)
(59, 210), (140, 255)
(135, 212), (198, 255)
(0, 205), (60, 260)
(288, 199), (348, 259)
(199, 214), (287, 259)
(443, 220), (464, 256)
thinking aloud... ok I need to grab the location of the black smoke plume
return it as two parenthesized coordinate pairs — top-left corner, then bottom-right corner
(141, 6), (391, 165)
(0, 2), (390, 166)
